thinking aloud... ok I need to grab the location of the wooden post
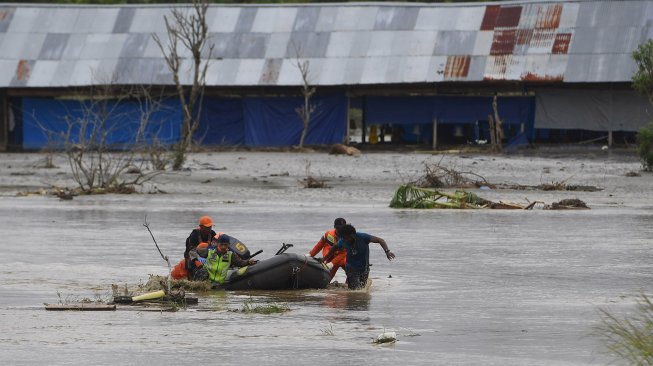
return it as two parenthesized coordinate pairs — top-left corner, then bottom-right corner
(361, 96), (367, 144)
(345, 94), (351, 144)
(432, 119), (437, 150)
(0, 92), (6, 152)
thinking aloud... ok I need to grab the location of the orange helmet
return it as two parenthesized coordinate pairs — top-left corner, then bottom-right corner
(199, 215), (214, 228)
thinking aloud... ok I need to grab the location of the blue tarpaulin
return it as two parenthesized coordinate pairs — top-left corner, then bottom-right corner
(20, 97), (181, 150)
(243, 95), (347, 146)
(196, 97), (244, 145)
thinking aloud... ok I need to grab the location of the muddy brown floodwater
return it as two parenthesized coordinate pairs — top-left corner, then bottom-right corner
(0, 149), (652, 365)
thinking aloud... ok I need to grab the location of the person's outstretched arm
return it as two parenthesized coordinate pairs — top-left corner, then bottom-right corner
(370, 235), (395, 261)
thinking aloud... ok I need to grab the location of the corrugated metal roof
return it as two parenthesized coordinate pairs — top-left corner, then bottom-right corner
(0, 0), (649, 88)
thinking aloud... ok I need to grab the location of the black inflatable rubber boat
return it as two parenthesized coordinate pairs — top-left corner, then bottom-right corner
(221, 251), (331, 290)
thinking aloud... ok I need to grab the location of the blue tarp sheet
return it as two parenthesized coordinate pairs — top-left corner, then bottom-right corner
(196, 97), (244, 145)
(21, 98), (181, 150)
(20, 95), (347, 149)
(243, 95), (347, 146)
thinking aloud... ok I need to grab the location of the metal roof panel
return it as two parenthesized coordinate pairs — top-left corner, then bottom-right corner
(455, 6), (486, 31)
(72, 9), (97, 34)
(473, 30), (493, 55)
(112, 7), (135, 34)
(50, 60), (75, 86)
(286, 32), (330, 58)
(7, 7), (38, 33)
(259, 57), (282, 85)
(326, 31), (355, 57)
(415, 8), (457, 31)
(401, 56), (432, 82)
(344, 57), (365, 85)
(0, 8), (15, 33)
(318, 57), (348, 85)
(368, 31), (394, 57)
(349, 31), (372, 57)
(39, 33), (70, 60)
(3, 33), (46, 60)
(210, 7), (240, 33)
(405, 30), (437, 56)
(39, 8), (79, 34)
(467, 56), (488, 80)
(88, 8), (119, 33)
(70, 59), (100, 85)
(130, 8), (167, 33)
(0, 60), (16, 86)
(335, 6), (377, 31)
(61, 34), (85, 60)
(234, 59), (265, 85)
(234, 7), (257, 33)
(293, 7), (320, 32)
(265, 32), (291, 59)
(252, 7), (297, 33)
(120, 33), (149, 59)
(80, 34), (127, 60)
(559, 2), (580, 28)
(10, 59), (34, 87)
(208, 59), (238, 85)
(433, 31), (477, 56)
(564, 53), (592, 81)
(27, 60), (58, 87)
(429, 56), (447, 82)
(374, 7), (418, 31)
(314, 6), (337, 32)
(276, 58), (302, 85)
(239, 33), (269, 59)
(360, 57), (389, 84)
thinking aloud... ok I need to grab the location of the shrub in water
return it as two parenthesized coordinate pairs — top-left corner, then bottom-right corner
(636, 123), (653, 171)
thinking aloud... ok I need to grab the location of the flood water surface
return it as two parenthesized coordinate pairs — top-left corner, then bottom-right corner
(1, 151), (652, 365)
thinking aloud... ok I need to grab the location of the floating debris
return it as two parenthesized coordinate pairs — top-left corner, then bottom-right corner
(390, 185), (589, 210)
(374, 331), (397, 344)
(45, 304), (116, 311)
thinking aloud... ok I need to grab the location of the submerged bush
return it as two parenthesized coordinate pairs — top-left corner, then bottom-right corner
(637, 124), (653, 171)
(597, 294), (653, 365)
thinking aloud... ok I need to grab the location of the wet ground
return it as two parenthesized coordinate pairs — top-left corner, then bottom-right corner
(0, 148), (651, 365)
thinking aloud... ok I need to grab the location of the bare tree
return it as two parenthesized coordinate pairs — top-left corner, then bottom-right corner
(487, 95), (504, 152)
(37, 82), (164, 195)
(153, 0), (213, 170)
(292, 43), (316, 149)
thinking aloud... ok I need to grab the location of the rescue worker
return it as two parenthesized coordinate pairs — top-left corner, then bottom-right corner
(320, 224), (395, 290)
(183, 215), (216, 281)
(309, 217), (347, 280)
(206, 234), (258, 287)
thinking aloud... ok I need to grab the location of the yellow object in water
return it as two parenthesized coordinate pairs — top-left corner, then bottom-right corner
(131, 290), (165, 302)
(369, 125), (379, 144)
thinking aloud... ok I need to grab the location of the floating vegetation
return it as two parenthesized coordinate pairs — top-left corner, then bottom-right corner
(320, 324), (335, 336)
(390, 185), (491, 209)
(232, 298), (290, 314)
(390, 185), (589, 210)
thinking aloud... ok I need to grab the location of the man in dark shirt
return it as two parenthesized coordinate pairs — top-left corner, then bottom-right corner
(322, 224), (395, 290)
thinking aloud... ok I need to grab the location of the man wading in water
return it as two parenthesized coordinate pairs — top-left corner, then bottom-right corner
(320, 224), (395, 290)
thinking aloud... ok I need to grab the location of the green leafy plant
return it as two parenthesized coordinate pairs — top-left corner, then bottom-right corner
(637, 123), (653, 171)
(389, 184), (489, 209)
(632, 40), (653, 104)
(597, 294), (653, 365)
